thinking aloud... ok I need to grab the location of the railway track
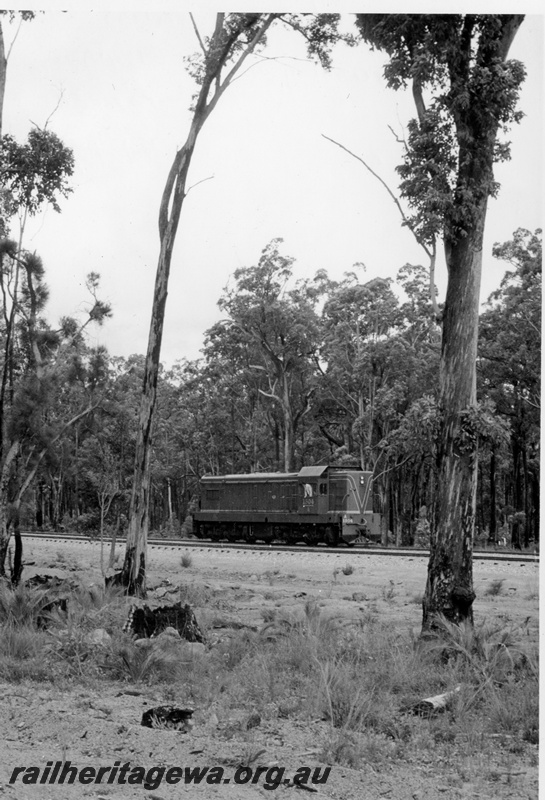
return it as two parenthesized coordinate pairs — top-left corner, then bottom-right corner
(20, 531), (537, 563)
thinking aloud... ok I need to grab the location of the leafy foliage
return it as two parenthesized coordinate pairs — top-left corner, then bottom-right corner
(357, 15), (525, 245)
(0, 128), (74, 215)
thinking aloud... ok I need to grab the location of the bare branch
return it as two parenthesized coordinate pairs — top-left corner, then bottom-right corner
(322, 133), (441, 318)
(43, 88), (65, 129)
(373, 451), (416, 483)
(189, 13), (207, 57)
(229, 53), (309, 87)
(6, 15), (23, 62)
(185, 174), (214, 196)
(323, 133), (427, 250)
(388, 123), (405, 146)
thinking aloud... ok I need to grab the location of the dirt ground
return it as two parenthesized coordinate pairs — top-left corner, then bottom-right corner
(0, 539), (539, 800)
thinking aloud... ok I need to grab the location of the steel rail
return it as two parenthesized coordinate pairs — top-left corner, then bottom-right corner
(20, 531), (537, 563)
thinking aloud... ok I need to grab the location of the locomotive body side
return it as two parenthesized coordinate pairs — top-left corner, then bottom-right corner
(193, 466), (379, 545)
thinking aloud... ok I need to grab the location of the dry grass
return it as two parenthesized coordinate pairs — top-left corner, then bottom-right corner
(0, 576), (538, 773)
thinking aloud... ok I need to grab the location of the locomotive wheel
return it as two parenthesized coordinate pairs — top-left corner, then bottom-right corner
(244, 526), (256, 544)
(285, 528), (302, 545)
(255, 524), (273, 544)
(304, 530), (319, 547)
(324, 527), (339, 547)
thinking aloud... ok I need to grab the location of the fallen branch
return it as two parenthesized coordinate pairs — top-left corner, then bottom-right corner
(405, 685), (461, 716)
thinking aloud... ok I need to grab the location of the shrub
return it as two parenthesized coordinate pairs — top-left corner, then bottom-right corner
(112, 638), (189, 683)
(485, 579), (505, 597)
(0, 582), (52, 627)
(75, 511), (101, 536)
(0, 623), (52, 681)
(423, 616), (538, 687)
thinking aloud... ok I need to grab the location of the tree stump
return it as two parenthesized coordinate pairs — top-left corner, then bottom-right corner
(123, 602), (205, 642)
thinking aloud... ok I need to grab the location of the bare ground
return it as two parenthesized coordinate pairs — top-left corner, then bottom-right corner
(0, 539), (539, 800)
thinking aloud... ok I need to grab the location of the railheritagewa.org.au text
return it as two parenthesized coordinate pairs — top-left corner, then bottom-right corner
(8, 760), (332, 791)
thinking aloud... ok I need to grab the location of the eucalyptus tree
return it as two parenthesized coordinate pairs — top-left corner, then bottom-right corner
(0, 252), (111, 580)
(319, 266), (440, 542)
(0, 125), (109, 578)
(123, 12), (346, 594)
(199, 336), (277, 474)
(321, 274), (402, 472)
(215, 239), (323, 473)
(358, 14), (525, 629)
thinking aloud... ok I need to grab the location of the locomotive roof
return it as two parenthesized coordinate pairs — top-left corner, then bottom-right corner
(200, 466), (367, 483)
(201, 472), (299, 482)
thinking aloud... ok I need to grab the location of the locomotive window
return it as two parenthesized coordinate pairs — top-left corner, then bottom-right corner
(319, 483), (327, 495)
(205, 489), (219, 501)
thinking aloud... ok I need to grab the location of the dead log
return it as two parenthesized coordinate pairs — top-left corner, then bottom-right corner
(141, 705), (194, 732)
(405, 685), (461, 716)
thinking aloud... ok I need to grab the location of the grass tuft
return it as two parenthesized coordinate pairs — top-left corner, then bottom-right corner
(485, 579), (505, 597)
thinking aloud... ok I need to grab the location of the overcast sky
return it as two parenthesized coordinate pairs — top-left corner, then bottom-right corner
(2, 5), (543, 365)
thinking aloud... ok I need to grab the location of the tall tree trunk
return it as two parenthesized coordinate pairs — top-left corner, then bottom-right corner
(531, 469), (539, 544)
(379, 473), (389, 546)
(11, 507), (22, 585)
(282, 372), (294, 472)
(422, 204), (485, 629)
(274, 419), (280, 470)
(489, 447), (497, 542)
(511, 433), (523, 549)
(522, 444), (530, 548)
(421, 15), (523, 634)
(122, 215), (183, 593)
(0, 441), (19, 575)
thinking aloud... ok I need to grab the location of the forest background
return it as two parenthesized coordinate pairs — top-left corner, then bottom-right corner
(0, 9), (541, 555)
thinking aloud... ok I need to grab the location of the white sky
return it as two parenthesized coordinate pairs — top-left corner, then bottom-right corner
(2, 6), (543, 365)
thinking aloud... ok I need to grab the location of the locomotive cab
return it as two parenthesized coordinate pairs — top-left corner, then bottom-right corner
(328, 469), (375, 544)
(298, 465), (329, 516)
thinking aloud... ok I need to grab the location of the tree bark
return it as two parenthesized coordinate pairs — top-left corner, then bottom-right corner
(11, 509), (22, 586)
(422, 202), (486, 629)
(489, 448), (497, 542)
(511, 432), (523, 549)
(0, 440), (19, 575)
(282, 372), (294, 472)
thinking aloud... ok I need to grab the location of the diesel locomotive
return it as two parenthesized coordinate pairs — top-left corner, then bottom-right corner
(192, 465), (381, 546)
